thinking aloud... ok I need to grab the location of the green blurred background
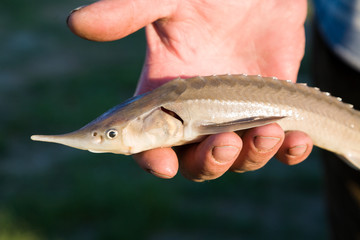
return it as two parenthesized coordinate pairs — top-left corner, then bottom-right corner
(0, 1), (328, 239)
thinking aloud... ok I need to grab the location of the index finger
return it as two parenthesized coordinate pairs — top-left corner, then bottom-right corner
(133, 147), (179, 179)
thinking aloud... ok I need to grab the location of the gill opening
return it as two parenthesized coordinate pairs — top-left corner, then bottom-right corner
(160, 106), (184, 124)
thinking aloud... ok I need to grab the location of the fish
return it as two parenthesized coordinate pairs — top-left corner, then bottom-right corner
(31, 74), (360, 169)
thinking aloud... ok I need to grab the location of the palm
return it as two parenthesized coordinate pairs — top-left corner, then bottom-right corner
(136, 0), (306, 94)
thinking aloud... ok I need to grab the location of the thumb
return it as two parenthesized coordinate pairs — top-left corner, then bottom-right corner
(67, 0), (177, 42)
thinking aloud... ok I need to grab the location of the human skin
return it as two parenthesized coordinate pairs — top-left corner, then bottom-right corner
(67, 0), (313, 181)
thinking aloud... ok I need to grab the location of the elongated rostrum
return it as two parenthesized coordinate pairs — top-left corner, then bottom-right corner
(31, 74), (360, 169)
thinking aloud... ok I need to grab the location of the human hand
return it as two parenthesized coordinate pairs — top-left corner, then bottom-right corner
(67, 0), (313, 181)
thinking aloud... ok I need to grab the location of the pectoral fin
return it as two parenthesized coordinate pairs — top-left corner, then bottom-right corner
(198, 116), (285, 135)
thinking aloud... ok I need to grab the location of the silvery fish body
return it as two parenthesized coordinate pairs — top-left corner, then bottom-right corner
(31, 74), (360, 169)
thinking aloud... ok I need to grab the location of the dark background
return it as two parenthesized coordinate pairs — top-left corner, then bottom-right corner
(0, 1), (328, 239)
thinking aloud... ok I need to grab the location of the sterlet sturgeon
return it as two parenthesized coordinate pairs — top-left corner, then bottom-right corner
(31, 74), (360, 169)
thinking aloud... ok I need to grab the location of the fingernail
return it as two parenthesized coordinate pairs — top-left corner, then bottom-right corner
(69, 5), (87, 15)
(254, 136), (280, 151)
(287, 145), (307, 156)
(212, 146), (240, 163)
(67, 5), (87, 25)
(147, 169), (172, 179)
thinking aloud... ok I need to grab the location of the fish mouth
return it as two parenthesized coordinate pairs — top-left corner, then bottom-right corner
(88, 149), (106, 153)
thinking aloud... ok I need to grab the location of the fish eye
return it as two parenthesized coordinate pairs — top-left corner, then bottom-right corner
(106, 129), (118, 139)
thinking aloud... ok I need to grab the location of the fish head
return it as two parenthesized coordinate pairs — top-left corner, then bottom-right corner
(31, 106), (185, 155)
(31, 119), (131, 154)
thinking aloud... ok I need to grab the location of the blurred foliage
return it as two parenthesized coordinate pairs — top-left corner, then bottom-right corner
(0, 0), (328, 239)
